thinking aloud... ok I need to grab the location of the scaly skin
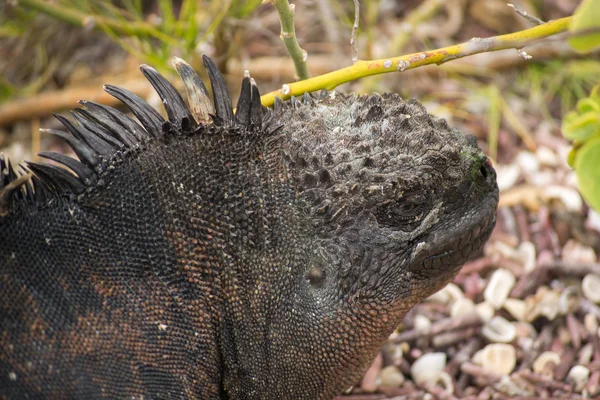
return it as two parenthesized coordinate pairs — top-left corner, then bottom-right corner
(0, 58), (498, 399)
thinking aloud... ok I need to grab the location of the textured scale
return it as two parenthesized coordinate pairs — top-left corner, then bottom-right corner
(0, 57), (498, 399)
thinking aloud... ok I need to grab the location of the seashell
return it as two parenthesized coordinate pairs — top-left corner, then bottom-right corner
(438, 371), (454, 395)
(543, 185), (582, 212)
(513, 322), (537, 339)
(414, 315), (432, 331)
(532, 351), (560, 375)
(482, 316), (517, 343)
(473, 343), (516, 375)
(487, 242), (535, 273)
(486, 240), (516, 259)
(410, 352), (447, 386)
(475, 301), (495, 323)
(525, 286), (560, 322)
(427, 282), (463, 304)
(495, 163), (520, 191)
(515, 241), (536, 273)
(582, 274), (600, 304)
(516, 151), (540, 176)
(536, 146), (558, 167)
(584, 313), (599, 336)
(559, 286), (581, 315)
(379, 365), (405, 387)
(567, 365), (590, 393)
(494, 375), (536, 397)
(562, 240), (597, 264)
(585, 209), (600, 233)
(503, 298), (527, 321)
(451, 297), (475, 319)
(484, 269), (516, 309)
(578, 343), (594, 365)
(426, 289), (450, 304)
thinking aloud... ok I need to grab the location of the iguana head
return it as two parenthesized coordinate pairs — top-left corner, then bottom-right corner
(270, 90), (498, 397)
(0, 57), (498, 399)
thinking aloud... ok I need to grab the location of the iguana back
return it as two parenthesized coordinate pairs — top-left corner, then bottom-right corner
(0, 56), (498, 399)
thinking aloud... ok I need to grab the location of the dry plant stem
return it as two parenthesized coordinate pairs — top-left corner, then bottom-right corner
(392, 313), (482, 343)
(260, 16), (573, 106)
(18, 0), (175, 45)
(351, 0), (360, 63)
(270, 0), (309, 80)
(0, 79), (151, 128)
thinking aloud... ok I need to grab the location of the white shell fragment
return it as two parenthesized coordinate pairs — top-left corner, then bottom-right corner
(567, 365), (590, 393)
(473, 344), (516, 375)
(482, 316), (517, 343)
(495, 163), (520, 191)
(495, 375), (536, 397)
(427, 282), (463, 304)
(475, 301), (496, 323)
(414, 314), (432, 331)
(543, 185), (582, 212)
(532, 351), (560, 375)
(379, 365), (405, 387)
(503, 298), (527, 322)
(438, 371), (454, 394)
(582, 273), (600, 304)
(410, 352), (447, 386)
(484, 269), (516, 309)
(525, 287), (560, 322)
(562, 240), (597, 264)
(536, 146), (558, 167)
(584, 313), (599, 336)
(558, 286), (581, 315)
(451, 297), (475, 318)
(515, 241), (536, 273)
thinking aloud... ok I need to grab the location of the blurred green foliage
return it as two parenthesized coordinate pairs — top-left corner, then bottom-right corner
(563, 85), (600, 210)
(569, 0), (600, 53)
(562, 0), (600, 211)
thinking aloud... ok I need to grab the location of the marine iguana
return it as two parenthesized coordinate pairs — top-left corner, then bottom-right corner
(0, 55), (498, 399)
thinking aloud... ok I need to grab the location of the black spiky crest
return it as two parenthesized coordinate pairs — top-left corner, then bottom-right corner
(0, 56), (279, 217)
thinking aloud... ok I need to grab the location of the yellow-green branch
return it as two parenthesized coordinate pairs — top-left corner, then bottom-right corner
(260, 16), (573, 106)
(270, 0), (309, 80)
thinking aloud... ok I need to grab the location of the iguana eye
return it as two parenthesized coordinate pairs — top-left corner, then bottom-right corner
(375, 192), (431, 231)
(306, 265), (326, 287)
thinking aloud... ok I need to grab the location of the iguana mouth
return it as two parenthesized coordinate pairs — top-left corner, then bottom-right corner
(411, 192), (497, 276)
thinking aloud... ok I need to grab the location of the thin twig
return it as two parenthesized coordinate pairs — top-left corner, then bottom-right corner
(260, 16), (573, 106)
(269, 0), (309, 80)
(507, 3), (545, 26)
(351, 0), (360, 63)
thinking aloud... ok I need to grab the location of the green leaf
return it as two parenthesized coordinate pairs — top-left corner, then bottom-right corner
(562, 109), (600, 141)
(569, 0), (600, 52)
(574, 135), (600, 210)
